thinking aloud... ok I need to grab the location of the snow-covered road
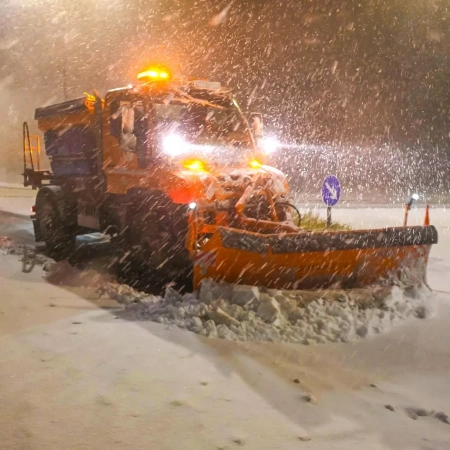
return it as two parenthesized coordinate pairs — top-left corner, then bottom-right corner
(0, 188), (449, 450)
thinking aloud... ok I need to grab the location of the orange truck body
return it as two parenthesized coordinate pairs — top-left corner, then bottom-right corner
(24, 73), (437, 291)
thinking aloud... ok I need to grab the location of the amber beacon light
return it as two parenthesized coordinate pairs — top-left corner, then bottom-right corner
(137, 66), (172, 82)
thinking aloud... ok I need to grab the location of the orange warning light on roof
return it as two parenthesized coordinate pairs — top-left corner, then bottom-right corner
(137, 66), (172, 82)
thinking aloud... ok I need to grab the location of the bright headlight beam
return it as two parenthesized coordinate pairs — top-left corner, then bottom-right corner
(161, 135), (217, 157)
(162, 134), (187, 157)
(261, 136), (279, 154)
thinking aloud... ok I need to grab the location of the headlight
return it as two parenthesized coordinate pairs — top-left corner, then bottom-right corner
(260, 136), (279, 154)
(162, 134), (188, 157)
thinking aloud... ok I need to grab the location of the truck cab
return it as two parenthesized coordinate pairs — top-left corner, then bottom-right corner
(21, 67), (437, 292)
(102, 76), (258, 202)
(24, 67), (287, 267)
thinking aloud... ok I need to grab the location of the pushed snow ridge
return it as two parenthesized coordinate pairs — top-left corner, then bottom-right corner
(0, 237), (434, 345)
(120, 278), (435, 344)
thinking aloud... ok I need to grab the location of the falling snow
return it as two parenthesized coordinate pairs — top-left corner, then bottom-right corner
(0, 1), (450, 448)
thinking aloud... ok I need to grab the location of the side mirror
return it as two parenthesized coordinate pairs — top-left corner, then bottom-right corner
(109, 99), (122, 137)
(110, 117), (121, 137)
(251, 112), (264, 139)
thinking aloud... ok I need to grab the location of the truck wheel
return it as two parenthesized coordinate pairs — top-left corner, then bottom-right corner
(135, 204), (190, 269)
(36, 198), (76, 256)
(118, 197), (192, 291)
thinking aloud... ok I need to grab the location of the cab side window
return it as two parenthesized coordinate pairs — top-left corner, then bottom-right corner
(109, 97), (149, 167)
(119, 103), (136, 153)
(109, 99), (137, 153)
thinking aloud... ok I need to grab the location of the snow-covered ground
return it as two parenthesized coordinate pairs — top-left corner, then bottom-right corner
(0, 190), (450, 449)
(0, 186), (36, 216)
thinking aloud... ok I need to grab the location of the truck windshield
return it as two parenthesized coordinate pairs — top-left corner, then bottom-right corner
(150, 96), (252, 149)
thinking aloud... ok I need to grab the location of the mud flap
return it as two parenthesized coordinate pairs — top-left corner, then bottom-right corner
(32, 218), (43, 242)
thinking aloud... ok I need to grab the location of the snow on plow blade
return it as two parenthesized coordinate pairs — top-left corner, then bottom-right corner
(193, 225), (438, 290)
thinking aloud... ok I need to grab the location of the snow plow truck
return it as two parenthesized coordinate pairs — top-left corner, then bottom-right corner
(22, 66), (437, 290)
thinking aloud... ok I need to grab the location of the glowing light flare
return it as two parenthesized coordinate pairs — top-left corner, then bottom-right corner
(162, 134), (187, 157)
(183, 160), (206, 172)
(250, 159), (262, 169)
(406, 192), (421, 208)
(260, 136), (279, 154)
(137, 66), (171, 81)
(161, 134), (217, 158)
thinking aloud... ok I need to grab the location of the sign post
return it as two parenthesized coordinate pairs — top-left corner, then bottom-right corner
(321, 175), (341, 227)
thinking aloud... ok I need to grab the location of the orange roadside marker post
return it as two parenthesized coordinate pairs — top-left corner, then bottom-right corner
(424, 204), (430, 226)
(403, 203), (410, 227)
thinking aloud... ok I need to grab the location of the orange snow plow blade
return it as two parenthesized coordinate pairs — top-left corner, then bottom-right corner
(192, 225), (438, 290)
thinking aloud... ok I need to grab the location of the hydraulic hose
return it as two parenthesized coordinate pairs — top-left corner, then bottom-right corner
(276, 201), (302, 226)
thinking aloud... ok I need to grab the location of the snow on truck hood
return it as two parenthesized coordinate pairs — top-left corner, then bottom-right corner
(174, 164), (289, 202)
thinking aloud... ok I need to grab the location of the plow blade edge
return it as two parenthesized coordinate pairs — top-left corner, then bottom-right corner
(193, 225), (438, 290)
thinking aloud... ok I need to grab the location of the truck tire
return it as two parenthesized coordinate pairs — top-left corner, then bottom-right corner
(135, 202), (189, 266)
(118, 192), (192, 291)
(36, 197), (76, 257)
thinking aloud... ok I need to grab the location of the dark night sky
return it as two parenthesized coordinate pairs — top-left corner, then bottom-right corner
(1, 0), (450, 192)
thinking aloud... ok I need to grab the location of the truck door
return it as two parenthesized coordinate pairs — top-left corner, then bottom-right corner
(104, 93), (152, 194)
(105, 95), (149, 169)
(132, 101), (149, 168)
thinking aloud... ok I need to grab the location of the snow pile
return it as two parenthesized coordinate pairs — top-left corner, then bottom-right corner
(97, 281), (153, 304)
(121, 279), (435, 344)
(0, 236), (435, 344)
(0, 237), (54, 271)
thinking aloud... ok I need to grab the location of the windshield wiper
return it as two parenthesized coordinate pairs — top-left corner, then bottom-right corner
(171, 88), (227, 110)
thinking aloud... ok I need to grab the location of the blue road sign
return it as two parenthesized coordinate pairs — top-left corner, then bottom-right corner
(322, 175), (341, 207)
